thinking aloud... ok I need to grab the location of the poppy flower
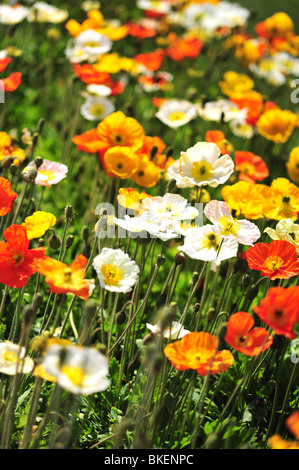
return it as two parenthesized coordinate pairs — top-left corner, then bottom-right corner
(269, 411), (299, 449)
(165, 33), (203, 61)
(126, 21), (156, 39)
(234, 151), (269, 184)
(0, 131), (25, 166)
(246, 240), (299, 280)
(97, 111), (145, 150)
(22, 211), (56, 240)
(0, 57), (12, 72)
(163, 332), (234, 377)
(2, 72), (22, 92)
(257, 108), (299, 144)
(205, 130), (233, 155)
(134, 49), (165, 71)
(0, 177), (18, 216)
(224, 311), (272, 356)
(72, 128), (107, 154)
(38, 255), (92, 299)
(253, 286), (299, 339)
(0, 225), (45, 288)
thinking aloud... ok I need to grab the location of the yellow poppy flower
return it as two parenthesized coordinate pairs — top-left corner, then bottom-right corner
(219, 71), (254, 97)
(22, 211), (56, 240)
(286, 146), (299, 184)
(257, 108), (299, 143)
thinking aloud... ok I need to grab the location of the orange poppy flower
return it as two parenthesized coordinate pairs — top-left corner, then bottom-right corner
(38, 255), (91, 299)
(269, 411), (299, 449)
(0, 131), (25, 166)
(230, 91), (264, 126)
(134, 49), (165, 71)
(117, 187), (151, 213)
(97, 111), (145, 151)
(163, 332), (234, 377)
(2, 72), (22, 92)
(131, 155), (161, 188)
(234, 151), (269, 184)
(72, 128), (107, 154)
(224, 311), (272, 356)
(0, 225), (45, 288)
(253, 286), (299, 339)
(246, 240), (299, 281)
(205, 130), (233, 155)
(0, 177), (18, 216)
(165, 33), (203, 61)
(0, 57), (12, 73)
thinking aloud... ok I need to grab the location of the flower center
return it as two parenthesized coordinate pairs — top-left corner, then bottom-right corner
(38, 169), (56, 181)
(218, 216), (241, 236)
(235, 334), (253, 348)
(61, 365), (86, 386)
(190, 160), (213, 182)
(63, 268), (72, 283)
(12, 252), (25, 266)
(264, 255), (284, 272)
(237, 162), (255, 176)
(101, 263), (122, 286)
(3, 351), (18, 363)
(168, 111), (186, 122)
(89, 103), (106, 117)
(111, 133), (123, 145)
(202, 232), (220, 250)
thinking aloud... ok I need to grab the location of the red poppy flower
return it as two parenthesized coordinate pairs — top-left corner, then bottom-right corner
(73, 64), (124, 95)
(224, 311), (272, 356)
(0, 177), (18, 216)
(0, 58), (12, 73)
(253, 286), (299, 339)
(234, 151), (269, 184)
(126, 22), (156, 39)
(2, 72), (22, 92)
(72, 128), (107, 154)
(246, 240), (299, 280)
(134, 49), (165, 71)
(0, 225), (45, 288)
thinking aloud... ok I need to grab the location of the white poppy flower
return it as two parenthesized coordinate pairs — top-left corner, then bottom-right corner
(28, 2), (68, 23)
(179, 142), (234, 188)
(86, 84), (112, 97)
(0, 5), (29, 24)
(0, 341), (34, 375)
(155, 99), (197, 129)
(66, 30), (112, 63)
(229, 119), (255, 139)
(166, 159), (195, 189)
(142, 193), (199, 221)
(146, 321), (190, 339)
(204, 200), (261, 246)
(93, 248), (139, 293)
(137, 0), (172, 15)
(178, 225), (238, 262)
(42, 344), (110, 395)
(197, 99), (248, 123)
(80, 96), (115, 121)
(264, 219), (299, 254)
(249, 59), (286, 86)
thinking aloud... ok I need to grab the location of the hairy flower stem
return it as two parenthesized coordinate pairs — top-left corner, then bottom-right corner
(19, 378), (43, 449)
(276, 359), (298, 435)
(31, 383), (61, 449)
(179, 261), (207, 327)
(8, 287), (25, 343)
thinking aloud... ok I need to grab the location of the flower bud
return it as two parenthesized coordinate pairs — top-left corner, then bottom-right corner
(32, 293), (43, 310)
(34, 156), (43, 168)
(48, 233), (62, 250)
(174, 251), (185, 265)
(65, 235), (74, 251)
(143, 332), (155, 346)
(9, 163), (18, 176)
(22, 164), (37, 183)
(216, 323), (227, 341)
(207, 307), (216, 323)
(22, 305), (35, 325)
(1, 155), (13, 169)
(64, 205), (74, 222)
(156, 254), (166, 267)
(37, 118), (46, 136)
(156, 293), (167, 309)
(205, 432), (224, 449)
(232, 257), (242, 274)
(246, 283), (259, 301)
(116, 310), (126, 325)
(242, 274), (251, 289)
